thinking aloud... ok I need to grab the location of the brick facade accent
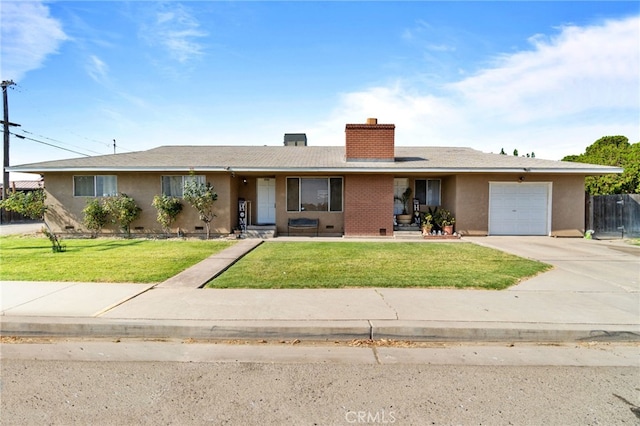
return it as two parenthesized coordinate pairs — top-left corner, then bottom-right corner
(344, 174), (394, 236)
(345, 121), (395, 161)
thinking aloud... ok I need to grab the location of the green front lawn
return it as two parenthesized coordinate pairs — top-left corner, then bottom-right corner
(1, 237), (551, 288)
(207, 241), (551, 290)
(0, 235), (235, 283)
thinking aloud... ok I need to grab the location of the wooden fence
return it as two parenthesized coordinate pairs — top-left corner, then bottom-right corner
(586, 194), (640, 238)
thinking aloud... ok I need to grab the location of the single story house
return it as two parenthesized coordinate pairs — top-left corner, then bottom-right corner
(8, 118), (622, 238)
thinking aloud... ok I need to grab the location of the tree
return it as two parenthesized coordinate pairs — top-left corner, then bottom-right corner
(562, 136), (639, 195)
(82, 198), (109, 238)
(503, 148), (535, 157)
(103, 193), (141, 237)
(152, 194), (183, 237)
(183, 176), (218, 239)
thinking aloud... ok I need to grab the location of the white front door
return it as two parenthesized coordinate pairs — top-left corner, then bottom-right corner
(257, 178), (276, 224)
(489, 182), (551, 235)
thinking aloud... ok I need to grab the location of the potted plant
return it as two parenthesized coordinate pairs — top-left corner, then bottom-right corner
(421, 213), (433, 236)
(437, 209), (456, 235)
(394, 187), (413, 225)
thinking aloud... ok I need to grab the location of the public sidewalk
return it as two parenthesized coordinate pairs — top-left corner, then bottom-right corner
(1, 233), (639, 342)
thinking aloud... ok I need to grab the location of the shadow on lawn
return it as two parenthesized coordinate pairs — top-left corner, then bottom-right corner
(3, 238), (146, 252)
(68, 239), (147, 252)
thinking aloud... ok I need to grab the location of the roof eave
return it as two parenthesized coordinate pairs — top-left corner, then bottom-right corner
(7, 166), (624, 175)
(6, 166), (230, 173)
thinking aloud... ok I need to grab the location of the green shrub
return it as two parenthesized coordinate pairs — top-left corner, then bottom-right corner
(104, 193), (141, 236)
(152, 194), (183, 236)
(0, 189), (46, 220)
(82, 198), (109, 237)
(183, 176), (217, 239)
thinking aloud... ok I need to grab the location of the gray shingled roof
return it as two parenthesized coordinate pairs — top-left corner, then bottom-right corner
(8, 145), (622, 174)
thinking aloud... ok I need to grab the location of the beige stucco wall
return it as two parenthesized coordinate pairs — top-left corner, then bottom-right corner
(43, 172), (233, 236)
(452, 174), (586, 237)
(548, 174), (587, 237)
(42, 171), (586, 238)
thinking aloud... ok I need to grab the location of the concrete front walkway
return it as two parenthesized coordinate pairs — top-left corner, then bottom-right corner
(156, 239), (263, 288)
(1, 236), (638, 342)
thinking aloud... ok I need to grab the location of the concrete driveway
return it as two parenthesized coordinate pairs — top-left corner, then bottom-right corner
(466, 236), (639, 293)
(0, 222), (44, 236)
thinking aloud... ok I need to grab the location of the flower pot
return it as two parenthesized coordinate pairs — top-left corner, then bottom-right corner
(397, 214), (413, 225)
(421, 226), (433, 236)
(443, 225), (454, 235)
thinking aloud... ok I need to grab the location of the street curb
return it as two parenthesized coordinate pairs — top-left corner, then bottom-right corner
(370, 320), (640, 342)
(0, 317), (372, 341)
(2, 317), (639, 342)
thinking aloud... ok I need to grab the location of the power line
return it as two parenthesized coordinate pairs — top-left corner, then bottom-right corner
(19, 129), (103, 155)
(10, 83), (136, 154)
(29, 127), (136, 154)
(68, 130), (113, 149)
(7, 130), (91, 157)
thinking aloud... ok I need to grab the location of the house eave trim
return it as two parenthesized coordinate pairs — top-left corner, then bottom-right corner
(6, 166), (230, 173)
(7, 166), (623, 175)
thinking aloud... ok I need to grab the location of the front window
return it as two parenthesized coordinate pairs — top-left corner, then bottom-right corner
(415, 179), (441, 206)
(73, 175), (117, 197)
(162, 175), (205, 197)
(287, 177), (343, 212)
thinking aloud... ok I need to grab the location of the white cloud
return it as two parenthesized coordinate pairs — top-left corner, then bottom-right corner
(317, 15), (640, 160)
(0, 1), (68, 81)
(139, 3), (207, 64)
(451, 16), (639, 121)
(86, 55), (109, 84)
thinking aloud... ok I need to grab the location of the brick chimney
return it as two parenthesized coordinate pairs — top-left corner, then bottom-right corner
(345, 118), (395, 161)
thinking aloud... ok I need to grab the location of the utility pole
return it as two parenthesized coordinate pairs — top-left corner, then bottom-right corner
(2, 80), (16, 223)
(113, 139), (116, 154)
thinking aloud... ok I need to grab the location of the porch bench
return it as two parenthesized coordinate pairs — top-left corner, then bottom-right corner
(288, 218), (319, 236)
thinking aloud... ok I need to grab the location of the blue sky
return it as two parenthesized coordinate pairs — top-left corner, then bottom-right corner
(2, 1), (639, 180)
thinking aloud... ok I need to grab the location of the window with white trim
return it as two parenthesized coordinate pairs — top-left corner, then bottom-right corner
(415, 179), (441, 206)
(73, 175), (117, 197)
(287, 177), (343, 212)
(161, 175), (205, 197)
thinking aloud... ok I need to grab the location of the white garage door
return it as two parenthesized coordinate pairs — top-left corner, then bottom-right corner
(489, 183), (551, 236)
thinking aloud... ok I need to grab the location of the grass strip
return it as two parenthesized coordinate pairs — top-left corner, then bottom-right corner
(0, 235), (235, 283)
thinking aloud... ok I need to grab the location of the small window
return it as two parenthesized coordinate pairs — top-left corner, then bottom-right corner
(286, 178), (300, 211)
(73, 175), (117, 197)
(329, 178), (343, 212)
(287, 177), (343, 212)
(161, 175), (205, 197)
(415, 179), (441, 206)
